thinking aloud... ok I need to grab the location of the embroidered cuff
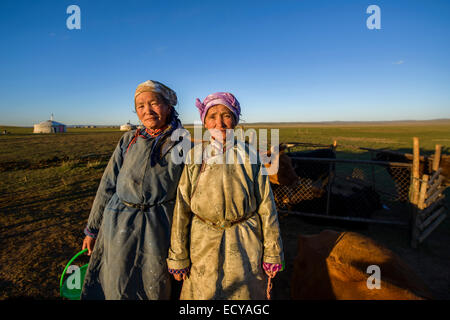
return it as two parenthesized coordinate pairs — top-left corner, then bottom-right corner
(84, 226), (98, 239)
(168, 267), (190, 275)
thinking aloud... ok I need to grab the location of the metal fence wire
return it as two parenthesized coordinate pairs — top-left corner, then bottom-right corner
(270, 143), (414, 225)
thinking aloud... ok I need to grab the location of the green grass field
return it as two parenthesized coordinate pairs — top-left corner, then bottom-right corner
(0, 122), (449, 299)
(1, 122), (449, 164)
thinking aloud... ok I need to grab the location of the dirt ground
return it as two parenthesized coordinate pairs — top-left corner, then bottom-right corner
(0, 128), (449, 300)
(1, 200), (449, 300)
(273, 212), (450, 300)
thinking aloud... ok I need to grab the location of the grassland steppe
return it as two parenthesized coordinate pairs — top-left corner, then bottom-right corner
(0, 121), (449, 299)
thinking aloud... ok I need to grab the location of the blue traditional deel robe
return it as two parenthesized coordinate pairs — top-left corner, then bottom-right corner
(81, 121), (185, 300)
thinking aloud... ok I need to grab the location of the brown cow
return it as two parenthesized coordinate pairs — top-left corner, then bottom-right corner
(263, 144), (331, 208)
(291, 230), (433, 300)
(262, 144), (299, 186)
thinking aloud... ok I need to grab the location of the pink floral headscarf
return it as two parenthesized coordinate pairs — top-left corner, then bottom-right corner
(195, 92), (241, 124)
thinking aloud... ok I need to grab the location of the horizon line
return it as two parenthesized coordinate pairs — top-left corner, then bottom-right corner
(2, 118), (450, 128)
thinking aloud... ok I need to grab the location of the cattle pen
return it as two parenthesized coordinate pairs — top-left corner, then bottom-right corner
(271, 137), (448, 248)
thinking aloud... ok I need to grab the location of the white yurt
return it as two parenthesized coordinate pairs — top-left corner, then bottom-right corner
(120, 121), (136, 131)
(33, 115), (66, 133)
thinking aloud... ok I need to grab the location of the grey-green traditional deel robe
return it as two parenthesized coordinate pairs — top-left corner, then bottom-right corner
(167, 140), (284, 300)
(81, 122), (184, 300)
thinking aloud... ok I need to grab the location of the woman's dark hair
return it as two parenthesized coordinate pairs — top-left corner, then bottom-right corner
(159, 94), (178, 121)
(158, 94), (171, 108)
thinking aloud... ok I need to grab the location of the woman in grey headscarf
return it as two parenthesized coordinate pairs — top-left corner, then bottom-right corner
(80, 80), (185, 300)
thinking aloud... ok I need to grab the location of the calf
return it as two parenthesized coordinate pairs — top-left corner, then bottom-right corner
(262, 144), (299, 186)
(269, 147), (335, 208)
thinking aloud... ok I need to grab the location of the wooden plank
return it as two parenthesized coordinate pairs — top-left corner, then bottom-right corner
(410, 137), (421, 249)
(421, 195), (445, 217)
(417, 175), (429, 210)
(410, 205), (419, 249)
(325, 163), (333, 216)
(284, 141), (333, 148)
(277, 209), (409, 226)
(425, 187), (446, 207)
(418, 213), (447, 244)
(432, 144), (442, 172)
(426, 175), (444, 198)
(411, 137), (420, 205)
(289, 156), (412, 167)
(419, 206), (446, 231)
(359, 147), (428, 161)
(428, 168), (442, 186)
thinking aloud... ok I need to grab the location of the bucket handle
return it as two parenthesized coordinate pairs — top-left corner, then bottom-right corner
(59, 248), (88, 297)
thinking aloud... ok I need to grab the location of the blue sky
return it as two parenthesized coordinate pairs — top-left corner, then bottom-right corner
(1, 0), (449, 126)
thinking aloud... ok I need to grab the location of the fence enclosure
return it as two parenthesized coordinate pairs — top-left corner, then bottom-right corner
(410, 142), (448, 248)
(270, 138), (448, 248)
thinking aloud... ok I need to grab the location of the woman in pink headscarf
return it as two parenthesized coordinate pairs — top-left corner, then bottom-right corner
(166, 92), (284, 300)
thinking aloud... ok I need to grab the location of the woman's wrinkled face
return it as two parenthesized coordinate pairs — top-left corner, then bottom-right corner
(135, 92), (171, 129)
(204, 104), (236, 142)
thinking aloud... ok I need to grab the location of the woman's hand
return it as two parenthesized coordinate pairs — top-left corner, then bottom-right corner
(263, 262), (282, 278)
(169, 267), (189, 281)
(82, 236), (96, 256)
(264, 270), (278, 278)
(173, 273), (188, 281)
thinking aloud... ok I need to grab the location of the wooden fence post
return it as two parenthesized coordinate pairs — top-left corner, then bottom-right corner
(409, 143), (447, 247)
(410, 137), (420, 248)
(411, 137), (421, 205)
(418, 175), (429, 211)
(432, 144), (442, 172)
(325, 140), (337, 216)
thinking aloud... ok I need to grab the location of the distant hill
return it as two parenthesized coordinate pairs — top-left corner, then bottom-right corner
(1, 119), (449, 128)
(184, 119), (450, 127)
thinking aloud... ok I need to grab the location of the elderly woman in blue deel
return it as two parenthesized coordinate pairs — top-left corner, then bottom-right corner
(80, 80), (185, 299)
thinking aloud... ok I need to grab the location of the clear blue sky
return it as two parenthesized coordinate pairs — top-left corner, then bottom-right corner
(1, 0), (449, 126)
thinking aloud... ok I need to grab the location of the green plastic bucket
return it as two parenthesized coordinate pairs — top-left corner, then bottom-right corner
(59, 249), (89, 300)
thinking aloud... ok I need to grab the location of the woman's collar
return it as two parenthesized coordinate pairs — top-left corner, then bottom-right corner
(142, 124), (170, 138)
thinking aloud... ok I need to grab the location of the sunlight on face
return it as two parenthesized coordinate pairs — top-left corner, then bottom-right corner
(204, 104), (236, 142)
(135, 92), (170, 129)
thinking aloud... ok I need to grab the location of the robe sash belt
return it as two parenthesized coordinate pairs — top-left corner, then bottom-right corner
(121, 199), (175, 211)
(193, 212), (256, 230)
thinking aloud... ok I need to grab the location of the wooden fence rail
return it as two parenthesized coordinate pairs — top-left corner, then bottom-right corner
(411, 142), (448, 248)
